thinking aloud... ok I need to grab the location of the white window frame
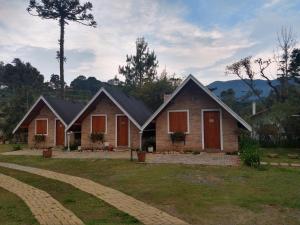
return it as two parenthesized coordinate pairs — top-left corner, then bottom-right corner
(35, 118), (48, 136)
(90, 114), (107, 134)
(167, 109), (190, 134)
(201, 109), (223, 151)
(115, 114), (131, 147)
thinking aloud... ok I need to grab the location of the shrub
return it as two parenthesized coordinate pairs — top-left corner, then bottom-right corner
(34, 134), (45, 143)
(170, 132), (186, 144)
(12, 144), (22, 151)
(142, 137), (155, 151)
(239, 136), (261, 168)
(90, 132), (104, 143)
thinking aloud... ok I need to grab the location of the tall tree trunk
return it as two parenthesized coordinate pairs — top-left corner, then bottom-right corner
(59, 18), (65, 99)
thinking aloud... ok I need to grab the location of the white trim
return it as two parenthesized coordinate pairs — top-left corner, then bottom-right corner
(54, 118), (66, 146)
(90, 114), (107, 134)
(141, 75), (252, 132)
(66, 88), (142, 131)
(201, 109), (223, 151)
(13, 96), (67, 134)
(167, 110), (190, 134)
(35, 118), (48, 136)
(115, 114), (130, 147)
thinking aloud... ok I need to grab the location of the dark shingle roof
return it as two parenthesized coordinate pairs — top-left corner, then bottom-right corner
(43, 96), (85, 125)
(103, 85), (153, 127)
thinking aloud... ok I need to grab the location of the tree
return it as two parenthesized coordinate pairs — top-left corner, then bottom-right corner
(49, 74), (60, 89)
(289, 48), (300, 83)
(70, 75), (103, 94)
(27, 0), (97, 98)
(119, 37), (159, 88)
(274, 27), (296, 100)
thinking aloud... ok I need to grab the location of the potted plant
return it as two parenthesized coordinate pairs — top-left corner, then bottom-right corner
(143, 137), (155, 152)
(136, 148), (146, 162)
(170, 131), (186, 144)
(43, 147), (53, 158)
(90, 132), (105, 143)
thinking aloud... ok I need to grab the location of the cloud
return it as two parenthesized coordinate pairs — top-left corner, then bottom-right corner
(0, 0), (299, 85)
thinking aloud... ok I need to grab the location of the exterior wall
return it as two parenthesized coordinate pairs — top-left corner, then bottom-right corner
(155, 81), (239, 153)
(81, 95), (140, 149)
(28, 105), (57, 148)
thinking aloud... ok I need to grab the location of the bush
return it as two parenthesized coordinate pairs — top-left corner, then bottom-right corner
(90, 132), (104, 143)
(240, 136), (261, 168)
(170, 132), (186, 144)
(142, 137), (155, 151)
(12, 144), (22, 151)
(34, 134), (45, 143)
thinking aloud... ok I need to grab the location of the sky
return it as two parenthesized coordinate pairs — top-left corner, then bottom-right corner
(0, 0), (300, 85)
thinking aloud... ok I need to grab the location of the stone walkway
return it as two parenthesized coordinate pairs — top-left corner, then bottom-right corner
(147, 152), (239, 166)
(2, 150), (239, 166)
(261, 161), (300, 167)
(0, 173), (84, 225)
(0, 162), (189, 225)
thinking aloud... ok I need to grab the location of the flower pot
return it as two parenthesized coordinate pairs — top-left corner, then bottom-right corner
(43, 149), (52, 158)
(137, 151), (146, 162)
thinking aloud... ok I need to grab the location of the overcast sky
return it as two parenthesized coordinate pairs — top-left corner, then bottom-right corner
(1, 0), (300, 85)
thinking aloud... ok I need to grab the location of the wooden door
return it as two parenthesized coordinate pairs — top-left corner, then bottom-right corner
(204, 111), (221, 149)
(117, 116), (128, 146)
(56, 120), (65, 146)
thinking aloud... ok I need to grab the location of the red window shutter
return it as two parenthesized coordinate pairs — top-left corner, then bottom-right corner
(36, 120), (47, 134)
(92, 116), (106, 133)
(169, 111), (187, 133)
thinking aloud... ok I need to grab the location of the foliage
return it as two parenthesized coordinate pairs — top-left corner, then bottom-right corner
(27, 0), (97, 97)
(90, 132), (104, 143)
(289, 48), (300, 83)
(34, 134), (46, 143)
(119, 37), (158, 88)
(12, 144), (22, 151)
(70, 75), (103, 95)
(239, 135), (261, 167)
(170, 132), (186, 144)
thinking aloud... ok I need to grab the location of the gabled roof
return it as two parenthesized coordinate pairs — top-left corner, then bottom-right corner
(13, 96), (84, 134)
(66, 85), (152, 130)
(141, 75), (252, 131)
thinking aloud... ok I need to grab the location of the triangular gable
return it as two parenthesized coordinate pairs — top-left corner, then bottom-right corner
(141, 75), (252, 131)
(12, 96), (67, 134)
(66, 87), (143, 131)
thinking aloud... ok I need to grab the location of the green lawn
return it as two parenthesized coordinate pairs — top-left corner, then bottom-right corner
(261, 147), (300, 163)
(0, 155), (299, 225)
(0, 144), (27, 153)
(0, 186), (39, 225)
(0, 166), (140, 225)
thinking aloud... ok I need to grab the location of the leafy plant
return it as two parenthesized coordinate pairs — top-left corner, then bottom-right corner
(34, 134), (45, 143)
(239, 135), (261, 168)
(142, 137), (155, 151)
(90, 132), (104, 143)
(12, 144), (22, 151)
(170, 132), (186, 144)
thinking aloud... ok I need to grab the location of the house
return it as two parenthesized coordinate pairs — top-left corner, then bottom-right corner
(66, 85), (152, 150)
(13, 75), (251, 153)
(12, 96), (84, 148)
(142, 75), (252, 153)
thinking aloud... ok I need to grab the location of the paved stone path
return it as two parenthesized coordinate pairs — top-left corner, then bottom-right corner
(261, 161), (300, 167)
(147, 152), (239, 166)
(0, 172), (84, 225)
(0, 162), (189, 225)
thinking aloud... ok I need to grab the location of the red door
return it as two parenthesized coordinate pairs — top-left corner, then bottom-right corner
(117, 116), (128, 146)
(204, 111), (221, 149)
(56, 120), (65, 146)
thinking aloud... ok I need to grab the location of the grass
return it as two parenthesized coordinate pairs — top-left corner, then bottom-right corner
(0, 144), (27, 153)
(261, 147), (300, 163)
(0, 155), (300, 225)
(0, 166), (141, 225)
(0, 187), (39, 225)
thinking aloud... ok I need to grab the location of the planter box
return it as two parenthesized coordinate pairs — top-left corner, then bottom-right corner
(43, 149), (52, 158)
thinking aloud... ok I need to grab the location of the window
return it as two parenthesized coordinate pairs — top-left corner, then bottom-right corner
(168, 110), (189, 133)
(91, 115), (107, 133)
(35, 119), (48, 135)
